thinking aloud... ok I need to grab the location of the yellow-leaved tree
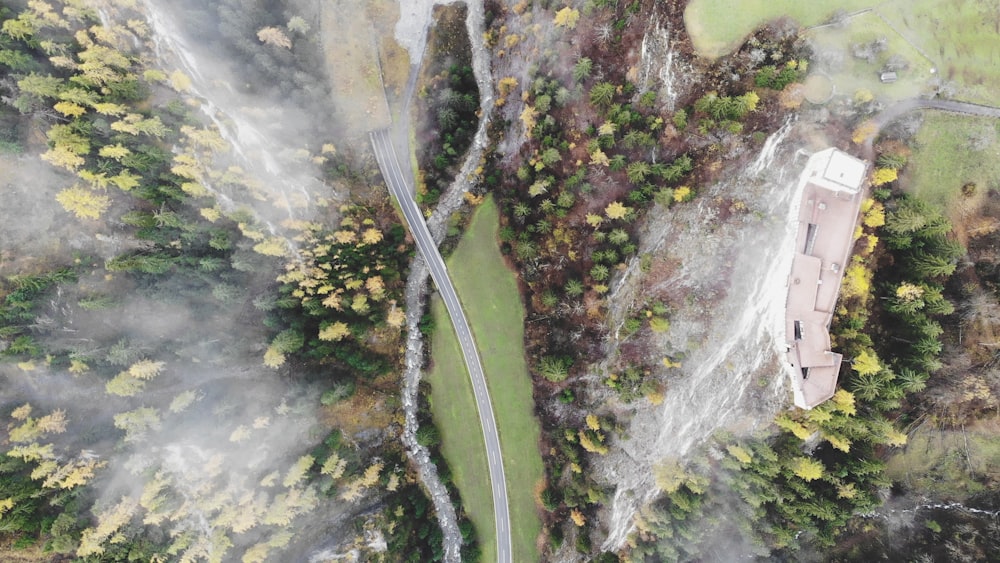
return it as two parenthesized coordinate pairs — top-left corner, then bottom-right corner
(605, 201), (630, 220)
(791, 456), (824, 481)
(852, 120), (877, 144)
(263, 346), (286, 368)
(554, 7), (580, 29)
(77, 497), (138, 557)
(726, 444), (753, 465)
(775, 413), (812, 441)
(871, 167), (898, 186)
(42, 455), (107, 490)
(54, 100), (86, 117)
(257, 26), (292, 49)
(831, 388), (857, 415)
(318, 321), (350, 341)
(282, 455), (315, 488)
(169, 69), (191, 92)
(8, 407), (67, 443)
(578, 429), (608, 454)
(56, 185), (109, 219)
(98, 143), (130, 160)
(361, 228), (383, 245)
(652, 459), (688, 493)
(43, 145), (85, 171)
(128, 359), (165, 380)
(852, 349), (881, 376)
(386, 304), (405, 328)
(589, 148), (609, 167)
(863, 199), (886, 227)
(320, 453), (346, 480)
(520, 105), (538, 137)
(360, 461), (383, 487)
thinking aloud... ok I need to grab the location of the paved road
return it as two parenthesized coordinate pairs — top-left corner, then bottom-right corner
(872, 98), (1000, 131)
(864, 97), (1000, 159)
(370, 128), (512, 563)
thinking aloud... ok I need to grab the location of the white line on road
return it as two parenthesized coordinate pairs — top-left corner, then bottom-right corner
(371, 129), (513, 563)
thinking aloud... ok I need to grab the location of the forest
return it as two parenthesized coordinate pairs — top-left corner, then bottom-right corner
(2, 0), (999, 561)
(0, 0), (481, 560)
(468, 0), (1000, 560)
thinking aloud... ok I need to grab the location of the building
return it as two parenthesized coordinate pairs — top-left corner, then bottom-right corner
(785, 148), (867, 409)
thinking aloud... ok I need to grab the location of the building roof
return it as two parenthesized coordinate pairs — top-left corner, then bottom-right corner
(802, 148), (867, 194)
(784, 148), (867, 409)
(790, 359), (843, 409)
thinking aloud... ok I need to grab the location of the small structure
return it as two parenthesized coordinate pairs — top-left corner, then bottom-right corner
(785, 148), (867, 409)
(879, 71), (898, 83)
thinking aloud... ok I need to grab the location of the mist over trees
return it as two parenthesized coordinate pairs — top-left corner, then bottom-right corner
(0, 0), (456, 560)
(168, 0), (331, 109)
(1, 0), (994, 561)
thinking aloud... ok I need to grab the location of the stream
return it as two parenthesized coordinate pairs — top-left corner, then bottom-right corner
(391, 0), (497, 561)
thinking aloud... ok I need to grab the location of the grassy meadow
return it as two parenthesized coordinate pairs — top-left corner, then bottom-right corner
(425, 296), (495, 561)
(805, 10), (936, 102)
(426, 196), (544, 562)
(686, 0), (1000, 105)
(878, 0), (1000, 105)
(684, 0), (873, 58)
(905, 113), (1000, 212)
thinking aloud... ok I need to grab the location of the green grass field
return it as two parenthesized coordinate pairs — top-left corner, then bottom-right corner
(425, 195), (544, 562)
(425, 296), (495, 560)
(805, 10), (935, 102)
(686, 0), (1000, 105)
(906, 113), (1000, 211)
(878, 0), (1000, 105)
(684, 0), (873, 58)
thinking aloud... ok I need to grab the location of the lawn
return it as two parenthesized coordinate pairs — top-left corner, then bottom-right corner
(905, 113), (1000, 212)
(425, 195), (544, 562)
(684, 0), (874, 58)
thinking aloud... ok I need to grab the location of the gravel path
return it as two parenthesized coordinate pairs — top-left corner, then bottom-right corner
(872, 98), (1000, 131)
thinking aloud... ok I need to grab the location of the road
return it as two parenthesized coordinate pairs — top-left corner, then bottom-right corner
(370, 128), (513, 563)
(872, 98), (1000, 131)
(864, 97), (1000, 158)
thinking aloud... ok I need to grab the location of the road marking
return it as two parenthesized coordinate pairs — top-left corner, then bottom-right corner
(372, 130), (512, 563)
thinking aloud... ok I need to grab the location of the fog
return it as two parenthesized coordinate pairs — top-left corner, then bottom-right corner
(0, 0), (415, 559)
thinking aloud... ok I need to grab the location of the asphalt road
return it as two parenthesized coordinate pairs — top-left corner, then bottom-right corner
(861, 97), (1000, 160)
(370, 128), (513, 563)
(872, 98), (1000, 131)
